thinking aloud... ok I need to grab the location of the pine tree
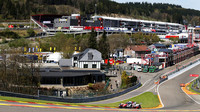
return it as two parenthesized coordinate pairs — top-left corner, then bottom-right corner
(98, 30), (109, 59)
(88, 28), (97, 49)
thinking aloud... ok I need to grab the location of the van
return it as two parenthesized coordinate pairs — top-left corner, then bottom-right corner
(137, 67), (142, 72)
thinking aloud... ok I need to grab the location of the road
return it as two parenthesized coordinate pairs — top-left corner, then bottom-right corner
(158, 63), (200, 110)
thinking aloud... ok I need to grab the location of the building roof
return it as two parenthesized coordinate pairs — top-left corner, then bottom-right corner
(152, 62), (163, 66)
(158, 48), (173, 53)
(72, 48), (92, 59)
(59, 59), (72, 67)
(129, 45), (150, 51)
(72, 48), (101, 61)
(40, 70), (104, 77)
(153, 43), (166, 48)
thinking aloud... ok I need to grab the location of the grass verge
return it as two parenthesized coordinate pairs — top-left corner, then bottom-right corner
(90, 92), (160, 108)
(187, 82), (200, 95)
(0, 92), (160, 108)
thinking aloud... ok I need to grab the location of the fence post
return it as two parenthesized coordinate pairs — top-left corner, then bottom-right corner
(38, 89), (40, 97)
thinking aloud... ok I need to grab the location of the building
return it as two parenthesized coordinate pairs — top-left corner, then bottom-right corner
(124, 45), (151, 58)
(72, 48), (102, 69)
(149, 44), (199, 68)
(40, 48), (105, 88)
(148, 43), (166, 51)
(40, 69), (105, 87)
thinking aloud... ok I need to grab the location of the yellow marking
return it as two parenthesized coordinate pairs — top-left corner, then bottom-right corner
(17, 101), (27, 103)
(37, 103), (47, 105)
(0, 102), (199, 111)
(182, 83), (198, 95)
(29, 105), (49, 108)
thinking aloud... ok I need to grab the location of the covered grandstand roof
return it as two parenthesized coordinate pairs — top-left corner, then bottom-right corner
(92, 15), (183, 26)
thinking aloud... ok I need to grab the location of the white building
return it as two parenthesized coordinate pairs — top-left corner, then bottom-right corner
(72, 48), (102, 69)
(46, 52), (62, 63)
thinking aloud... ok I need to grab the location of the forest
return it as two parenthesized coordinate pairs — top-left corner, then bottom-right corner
(0, 0), (200, 25)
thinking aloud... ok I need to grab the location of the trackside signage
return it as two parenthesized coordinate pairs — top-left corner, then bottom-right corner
(189, 74), (199, 77)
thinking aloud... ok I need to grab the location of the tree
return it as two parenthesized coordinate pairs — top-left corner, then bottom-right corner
(27, 28), (36, 37)
(0, 47), (40, 94)
(108, 33), (130, 55)
(48, 32), (76, 58)
(98, 31), (109, 59)
(1, 29), (20, 39)
(8, 38), (30, 48)
(169, 37), (179, 44)
(121, 71), (131, 88)
(88, 28), (97, 49)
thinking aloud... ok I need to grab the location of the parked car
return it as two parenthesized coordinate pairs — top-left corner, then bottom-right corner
(116, 60), (124, 64)
(119, 101), (141, 109)
(137, 67), (142, 72)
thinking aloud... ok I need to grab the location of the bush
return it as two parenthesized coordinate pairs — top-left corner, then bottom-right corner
(88, 83), (94, 89)
(0, 29), (20, 39)
(27, 28), (36, 37)
(92, 83), (106, 91)
(121, 71), (130, 88)
(8, 38), (29, 48)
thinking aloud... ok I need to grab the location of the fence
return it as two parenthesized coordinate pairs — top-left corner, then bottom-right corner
(0, 82), (141, 103)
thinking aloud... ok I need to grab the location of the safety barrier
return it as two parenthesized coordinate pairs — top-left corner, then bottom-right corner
(0, 82), (141, 103)
(158, 58), (200, 84)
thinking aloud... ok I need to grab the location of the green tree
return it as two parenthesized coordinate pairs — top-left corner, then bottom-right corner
(27, 28), (36, 37)
(1, 29), (20, 39)
(47, 32), (76, 58)
(98, 31), (109, 59)
(108, 33), (130, 54)
(8, 38), (30, 48)
(169, 37), (179, 44)
(121, 71), (131, 88)
(88, 29), (97, 49)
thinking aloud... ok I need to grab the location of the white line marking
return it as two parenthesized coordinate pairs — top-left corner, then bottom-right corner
(181, 78), (200, 105)
(157, 60), (200, 108)
(157, 84), (164, 108)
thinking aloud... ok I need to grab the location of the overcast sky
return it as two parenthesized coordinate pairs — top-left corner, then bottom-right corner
(113, 0), (200, 11)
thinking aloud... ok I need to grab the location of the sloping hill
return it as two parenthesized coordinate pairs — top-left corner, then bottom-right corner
(0, 0), (200, 25)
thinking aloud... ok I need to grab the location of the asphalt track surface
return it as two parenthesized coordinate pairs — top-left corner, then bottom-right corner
(158, 64), (200, 110)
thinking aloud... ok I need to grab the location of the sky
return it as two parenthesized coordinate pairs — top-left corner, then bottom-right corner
(113, 0), (200, 11)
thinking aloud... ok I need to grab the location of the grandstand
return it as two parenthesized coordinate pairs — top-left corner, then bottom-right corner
(31, 14), (185, 35)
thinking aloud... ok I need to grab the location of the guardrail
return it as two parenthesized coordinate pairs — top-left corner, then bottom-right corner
(158, 58), (200, 84)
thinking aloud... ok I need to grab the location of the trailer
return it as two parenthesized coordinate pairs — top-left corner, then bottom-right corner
(142, 65), (149, 73)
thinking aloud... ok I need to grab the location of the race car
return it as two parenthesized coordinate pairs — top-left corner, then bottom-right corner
(119, 101), (141, 109)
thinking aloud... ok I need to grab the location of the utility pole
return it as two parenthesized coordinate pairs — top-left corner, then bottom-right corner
(95, 3), (97, 16)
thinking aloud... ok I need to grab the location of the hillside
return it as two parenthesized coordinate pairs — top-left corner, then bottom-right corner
(1, 0), (200, 25)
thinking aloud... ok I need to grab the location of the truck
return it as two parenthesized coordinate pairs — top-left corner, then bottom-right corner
(149, 66), (156, 73)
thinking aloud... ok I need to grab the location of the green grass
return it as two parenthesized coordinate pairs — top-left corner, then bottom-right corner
(0, 96), (79, 105)
(90, 92), (160, 108)
(0, 92), (160, 108)
(188, 81), (200, 95)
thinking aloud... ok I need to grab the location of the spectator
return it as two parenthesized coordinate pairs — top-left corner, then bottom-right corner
(110, 84), (112, 89)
